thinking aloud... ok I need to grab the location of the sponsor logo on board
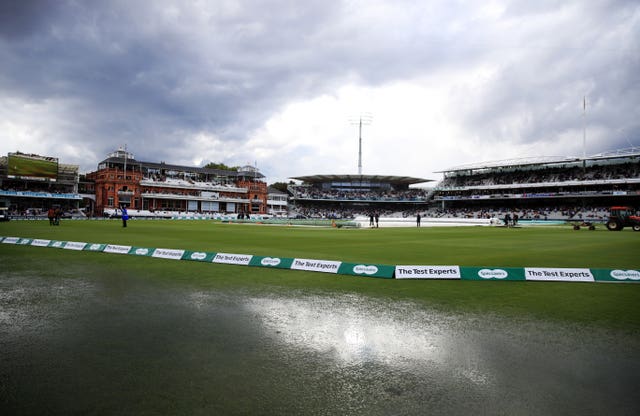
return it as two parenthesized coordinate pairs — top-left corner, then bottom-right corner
(213, 253), (253, 265)
(86, 243), (104, 251)
(104, 244), (132, 254)
(524, 267), (594, 282)
(353, 265), (379, 275)
(610, 270), (640, 281)
(190, 252), (207, 260)
(152, 248), (185, 260)
(63, 241), (87, 251)
(478, 269), (508, 279)
(395, 265), (461, 279)
(31, 239), (51, 247)
(292, 258), (341, 273)
(261, 257), (282, 267)
(134, 248), (150, 256)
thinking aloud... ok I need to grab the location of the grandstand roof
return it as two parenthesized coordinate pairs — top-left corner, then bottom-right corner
(98, 155), (265, 179)
(289, 174), (432, 185)
(438, 148), (640, 173)
(588, 147), (640, 160)
(437, 156), (579, 173)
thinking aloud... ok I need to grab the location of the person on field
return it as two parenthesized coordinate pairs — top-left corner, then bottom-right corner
(121, 205), (129, 228)
(47, 207), (55, 226)
(54, 207), (61, 225)
(504, 213), (511, 227)
(416, 213), (421, 227)
(374, 212), (379, 228)
(369, 212), (374, 227)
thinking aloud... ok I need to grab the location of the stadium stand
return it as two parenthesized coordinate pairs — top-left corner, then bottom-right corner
(288, 148), (639, 222)
(0, 152), (86, 219)
(287, 174), (432, 219)
(430, 148), (640, 221)
(3, 147), (638, 223)
(87, 148), (270, 216)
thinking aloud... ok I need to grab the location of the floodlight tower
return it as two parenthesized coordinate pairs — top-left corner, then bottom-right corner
(582, 96), (587, 160)
(350, 113), (372, 175)
(581, 96), (587, 211)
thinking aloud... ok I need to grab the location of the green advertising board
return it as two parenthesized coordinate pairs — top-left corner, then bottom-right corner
(461, 267), (526, 281)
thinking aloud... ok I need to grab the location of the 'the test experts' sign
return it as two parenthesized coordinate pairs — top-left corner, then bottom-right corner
(213, 253), (253, 265)
(63, 241), (87, 251)
(524, 267), (594, 282)
(395, 265), (461, 279)
(291, 258), (341, 274)
(104, 244), (132, 254)
(152, 248), (185, 260)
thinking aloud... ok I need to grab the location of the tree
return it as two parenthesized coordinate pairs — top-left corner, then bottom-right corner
(269, 181), (294, 193)
(204, 162), (239, 171)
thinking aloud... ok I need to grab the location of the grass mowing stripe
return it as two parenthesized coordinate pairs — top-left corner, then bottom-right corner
(2, 220), (639, 330)
(2, 220), (637, 268)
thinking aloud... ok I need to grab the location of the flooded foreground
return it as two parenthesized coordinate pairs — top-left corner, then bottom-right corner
(1, 273), (639, 415)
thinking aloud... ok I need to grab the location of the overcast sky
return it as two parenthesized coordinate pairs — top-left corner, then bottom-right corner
(1, 0), (638, 184)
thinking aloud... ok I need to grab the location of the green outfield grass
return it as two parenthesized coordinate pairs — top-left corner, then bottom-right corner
(1, 219), (639, 329)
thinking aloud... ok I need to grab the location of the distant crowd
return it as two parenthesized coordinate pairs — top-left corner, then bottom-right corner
(438, 162), (640, 189)
(287, 205), (615, 222)
(289, 186), (429, 202)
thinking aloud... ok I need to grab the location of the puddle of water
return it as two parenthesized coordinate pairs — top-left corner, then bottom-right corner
(1, 274), (638, 415)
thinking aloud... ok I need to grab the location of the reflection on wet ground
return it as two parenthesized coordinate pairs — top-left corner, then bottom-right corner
(1, 273), (639, 415)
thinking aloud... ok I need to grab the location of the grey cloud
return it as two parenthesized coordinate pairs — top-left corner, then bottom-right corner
(0, 0), (61, 40)
(1, 0), (638, 175)
(453, 1), (640, 153)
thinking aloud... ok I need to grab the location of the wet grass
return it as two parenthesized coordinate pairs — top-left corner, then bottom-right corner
(2, 219), (640, 330)
(2, 218), (639, 267)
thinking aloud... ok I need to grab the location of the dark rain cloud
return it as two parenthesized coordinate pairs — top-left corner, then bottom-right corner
(1, 1), (364, 167)
(0, 0), (638, 175)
